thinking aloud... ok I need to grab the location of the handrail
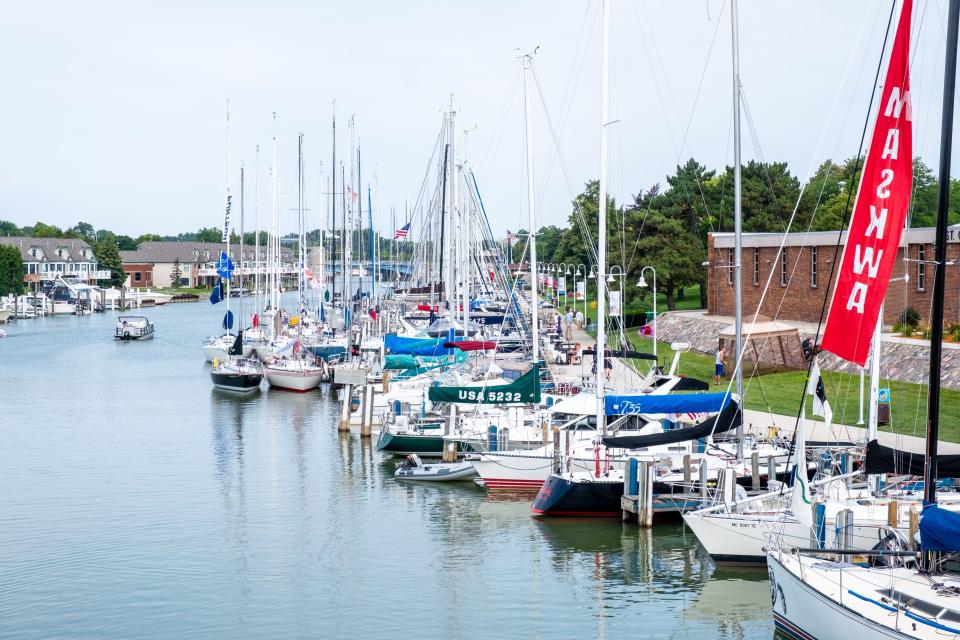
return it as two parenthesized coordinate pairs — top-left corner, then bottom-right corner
(687, 470), (862, 516)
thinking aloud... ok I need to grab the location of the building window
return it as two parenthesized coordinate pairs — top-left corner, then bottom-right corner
(811, 246), (818, 288)
(780, 248), (788, 287)
(918, 244), (926, 291)
(727, 248), (734, 285)
(134, 272), (142, 282)
(752, 248), (760, 285)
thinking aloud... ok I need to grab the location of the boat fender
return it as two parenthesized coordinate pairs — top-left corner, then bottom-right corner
(212, 358), (220, 369)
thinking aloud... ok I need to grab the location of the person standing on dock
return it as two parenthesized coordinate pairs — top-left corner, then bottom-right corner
(714, 346), (726, 385)
(564, 308), (573, 341)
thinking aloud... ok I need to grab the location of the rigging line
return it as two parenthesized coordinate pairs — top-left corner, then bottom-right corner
(476, 65), (522, 177)
(710, 0), (896, 447)
(632, 0), (728, 231)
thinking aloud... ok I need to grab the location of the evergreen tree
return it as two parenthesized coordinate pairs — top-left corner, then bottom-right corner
(92, 238), (126, 288)
(170, 258), (182, 288)
(0, 245), (25, 296)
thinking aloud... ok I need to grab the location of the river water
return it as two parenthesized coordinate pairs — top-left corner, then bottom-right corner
(0, 299), (775, 639)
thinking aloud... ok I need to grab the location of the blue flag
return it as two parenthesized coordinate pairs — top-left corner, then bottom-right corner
(216, 251), (234, 279)
(210, 282), (223, 305)
(222, 310), (234, 331)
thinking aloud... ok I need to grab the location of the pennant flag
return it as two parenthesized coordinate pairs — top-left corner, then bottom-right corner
(820, 0), (913, 366)
(394, 222), (411, 240)
(304, 266), (320, 289)
(252, 313), (260, 328)
(210, 282), (224, 305)
(222, 310), (234, 331)
(806, 358), (833, 429)
(791, 408), (813, 526)
(216, 251), (234, 279)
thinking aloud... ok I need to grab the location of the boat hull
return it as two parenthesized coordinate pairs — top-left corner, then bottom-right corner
(210, 371), (263, 393)
(530, 473), (696, 517)
(377, 430), (464, 456)
(766, 552), (914, 639)
(394, 462), (477, 482)
(264, 368), (323, 392)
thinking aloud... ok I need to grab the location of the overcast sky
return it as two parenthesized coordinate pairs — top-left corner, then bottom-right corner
(0, 0), (954, 238)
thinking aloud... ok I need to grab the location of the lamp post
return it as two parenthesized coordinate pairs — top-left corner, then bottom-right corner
(587, 265), (597, 330)
(574, 263), (586, 327)
(637, 265), (657, 359)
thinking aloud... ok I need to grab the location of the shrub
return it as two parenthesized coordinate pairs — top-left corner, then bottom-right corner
(948, 323), (960, 342)
(900, 307), (921, 328)
(893, 321), (913, 337)
(917, 320), (932, 340)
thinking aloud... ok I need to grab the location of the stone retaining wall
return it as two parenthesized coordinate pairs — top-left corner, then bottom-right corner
(652, 311), (960, 390)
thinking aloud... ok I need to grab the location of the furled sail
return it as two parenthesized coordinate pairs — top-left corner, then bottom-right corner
(601, 401), (741, 449)
(604, 392), (732, 416)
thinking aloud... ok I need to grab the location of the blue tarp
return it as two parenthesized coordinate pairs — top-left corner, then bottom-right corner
(604, 392), (732, 416)
(920, 503), (960, 552)
(384, 333), (464, 357)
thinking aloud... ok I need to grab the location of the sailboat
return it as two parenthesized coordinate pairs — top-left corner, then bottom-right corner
(766, 1), (960, 636)
(209, 106), (263, 394)
(262, 134), (325, 392)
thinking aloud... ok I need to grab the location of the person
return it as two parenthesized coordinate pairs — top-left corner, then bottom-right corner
(801, 336), (814, 361)
(714, 347), (726, 385)
(575, 309), (584, 329)
(555, 313), (562, 335)
(564, 308), (574, 340)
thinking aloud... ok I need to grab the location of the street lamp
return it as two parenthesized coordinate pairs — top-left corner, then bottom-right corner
(573, 263), (586, 326)
(637, 265), (657, 359)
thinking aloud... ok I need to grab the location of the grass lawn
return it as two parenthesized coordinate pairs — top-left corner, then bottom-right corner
(561, 284), (704, 327)
(623, 334), (960, 443)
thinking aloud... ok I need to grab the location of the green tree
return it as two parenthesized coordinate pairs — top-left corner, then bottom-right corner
(92, 239), (126, 287)
(136, 233), (163, 244)
(196, 227), (222, 243)
(116, 235), (138, 250)
(0, 220), (21, 236)
(170, 258), (182, 288)
(69, 221), (95, 239)
(31, 222), (64, 238)
(0, 245), (25, 296)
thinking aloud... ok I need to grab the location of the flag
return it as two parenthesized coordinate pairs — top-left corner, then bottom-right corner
(806, 358), (833, 429)
(210, 282), (223, 304)
(791, 408), (813, 526)
(394, 223), (411, 240)
(216, 251), (234, 279)
(304, 266), (320, 289)
(576, 280), (585, 301)
(222, 194), (232, 242)
(820, 0), (913, 366)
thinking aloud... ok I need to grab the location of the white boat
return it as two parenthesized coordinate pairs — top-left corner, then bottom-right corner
(263, 357), (324, 392)
(114, 315), (155, 341)
(202, 333), (254, 362)
(139, 290), (173, 305)
(0, 308), (10, 324)
(394, 455), (478, 482)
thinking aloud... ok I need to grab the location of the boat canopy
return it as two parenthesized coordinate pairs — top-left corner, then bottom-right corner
(920, 503), (960, 553)
(384, 354), (419, 370)
(672, 377), (711, 392)
(601, 400), (741, 449)
(864, 439), (960, 477)
(604, 392), (731, 416)
(428, 365), (540, 405)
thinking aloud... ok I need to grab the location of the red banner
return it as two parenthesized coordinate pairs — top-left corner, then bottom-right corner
(821, 0), (913, 367)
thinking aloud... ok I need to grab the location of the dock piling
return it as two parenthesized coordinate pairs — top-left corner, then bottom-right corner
(751, 452), (760, 492)
(338, 384), (352, 432)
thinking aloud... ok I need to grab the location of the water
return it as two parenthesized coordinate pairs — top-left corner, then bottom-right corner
(0, 301), (775, 639)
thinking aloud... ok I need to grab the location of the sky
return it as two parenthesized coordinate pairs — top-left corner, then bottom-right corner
(0, 0), (955, 239)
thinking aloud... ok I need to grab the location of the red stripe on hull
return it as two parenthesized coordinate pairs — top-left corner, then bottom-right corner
(530, 509), (621, 517)
(268, 385), (317, 393)
(482, 478), (544, 491)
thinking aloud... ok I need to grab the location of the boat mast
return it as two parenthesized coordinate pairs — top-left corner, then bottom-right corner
(924, 0), (960, 509)
(447, 101), (457, 329)
(731, 0), (745, 461)
(240, 162), (245, 331)
(298, 132), (305, 316)
(522, 52), (539, 362)
(597, 0), (610, 436)
(255, 145), (261, 314)
(332, 107), (338, 310)
(224, 100), (232, 330)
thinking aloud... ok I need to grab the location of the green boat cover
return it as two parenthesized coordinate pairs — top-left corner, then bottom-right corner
(428, 365), (540, 405)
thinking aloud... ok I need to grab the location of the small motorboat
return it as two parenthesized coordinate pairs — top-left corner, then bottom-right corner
(394, 454), (478, 482)
(114, 315), (155, 341)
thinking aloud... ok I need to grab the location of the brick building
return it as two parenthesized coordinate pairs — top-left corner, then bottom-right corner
(120, 241), (295, 289)
(707, 227), (960, 326)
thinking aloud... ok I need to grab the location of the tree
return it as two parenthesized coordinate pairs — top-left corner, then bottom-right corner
(170, 258), (182, 289)
(0, 245), (25, 296)
(115, 235), (137, 250)
(69, 222), (95, 239)
(92, 238), (126, 287)
(196, 227), (222, 243)
(31, 222), (64, 238)
(0, 220), (20, 236)
(136, 233), (163, 244)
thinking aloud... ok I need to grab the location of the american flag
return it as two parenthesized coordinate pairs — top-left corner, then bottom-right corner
(394, 222), (411, 239)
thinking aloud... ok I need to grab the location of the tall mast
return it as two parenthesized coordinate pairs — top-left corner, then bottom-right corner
(447, 102), (456, 326)
(332, 108), (338, 309)
(341, 163), (347, 322)
(731, 0), (745, 460)
(522, 54), (539, 362)
(597, 0), (610, 435)
(224, 100), (232, 329)
(240, 162), (245, 327)
(925, 0), (960, 508)
(270, 113), (279, 314)
(255, 145), (261, 314)
(298, 133), (305, 315)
